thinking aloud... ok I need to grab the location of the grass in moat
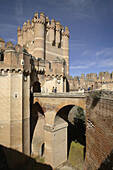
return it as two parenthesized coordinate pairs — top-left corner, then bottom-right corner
(68, 141), (84, 169)
(55, 141), (85, 170)
(32, 141), (84, 169)
(33, 155), (45, 164)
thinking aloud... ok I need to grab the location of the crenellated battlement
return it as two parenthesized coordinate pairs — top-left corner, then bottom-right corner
(0, 41), (31, 73)
(0, 38), (5, 50)
(69, 71), (113, 82)
(68, 71), (113, 91)
(62, 27), (69, 37)
(17, 12), (69, 40)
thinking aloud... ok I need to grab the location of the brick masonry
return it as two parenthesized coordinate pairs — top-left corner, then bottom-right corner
(85, 91), (113, 169)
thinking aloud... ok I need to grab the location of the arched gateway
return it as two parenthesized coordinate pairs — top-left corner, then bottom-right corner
(33, 93), (86, 168)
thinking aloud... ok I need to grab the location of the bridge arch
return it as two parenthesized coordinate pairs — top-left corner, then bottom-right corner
(54, 104), (86, 162)
(55, 101), (86, 116)
(47, 100), (86, 126)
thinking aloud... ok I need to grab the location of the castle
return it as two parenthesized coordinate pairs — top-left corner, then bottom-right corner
(0, 12), (113, 169)
(0, 12), (70, 167)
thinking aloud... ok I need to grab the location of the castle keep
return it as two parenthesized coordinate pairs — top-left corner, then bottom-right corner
(17, 12), (69, 93)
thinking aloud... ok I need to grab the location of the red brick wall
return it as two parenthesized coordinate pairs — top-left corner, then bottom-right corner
(85, 92), (113, 169)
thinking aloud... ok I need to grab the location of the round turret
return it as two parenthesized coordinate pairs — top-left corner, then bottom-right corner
(31, 18), (34, 27)
(40, 12), (46, 23)
(17, 27), (21, 36)
(62, 27), (69, 76)
(56, 21), (61, 47)
(46, 17), (50, 24)
(17, 26), (21, 31)
(27, 20), (30, 25)
(34, 12), (39, 18)
(6, 41), (14, 49)
(81, 73), (85, 79)
(64, 27), (69, 37)
(0, 38), (5, 42)
(15, 44), (21, 52)
(23, 22), (27, 31)
(33, 12), (45, 59)
(56, 21), (61, 31)
(0, 38), (5, 50)
(98, 72), (104, 81)
(51, 19), (56, 28)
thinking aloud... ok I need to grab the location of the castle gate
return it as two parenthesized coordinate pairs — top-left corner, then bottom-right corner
(33, 93), (86, 168)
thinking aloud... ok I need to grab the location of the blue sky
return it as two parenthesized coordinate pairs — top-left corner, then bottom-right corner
(0, 0), (113, 77)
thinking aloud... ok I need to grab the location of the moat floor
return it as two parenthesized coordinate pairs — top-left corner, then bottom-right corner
(36, 141), (84, 170)
(55, 161), (83, 170)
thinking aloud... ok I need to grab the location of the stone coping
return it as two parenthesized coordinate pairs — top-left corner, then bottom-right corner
(34, 90), (113, 100)
(33, 92), (86, 98)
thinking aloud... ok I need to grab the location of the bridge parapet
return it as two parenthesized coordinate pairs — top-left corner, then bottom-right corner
(33, 92), (87, 98)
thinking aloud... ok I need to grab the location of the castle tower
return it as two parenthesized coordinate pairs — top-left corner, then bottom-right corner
(33, 12), (46, 59)
(56, 21), (61, 47)
(23, 22), (28, 45)
(62, 27), (69, 76)
(17, 27), (23, 46)
(27, 20), (32, 43)
(49, 19), (56, 45)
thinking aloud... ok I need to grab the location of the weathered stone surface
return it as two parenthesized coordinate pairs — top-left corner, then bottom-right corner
(85, 91), (113, 169)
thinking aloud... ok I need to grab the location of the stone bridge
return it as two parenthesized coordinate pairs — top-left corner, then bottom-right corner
(32, 92), (86, 168)
(34, 92), (86, 125)
(31, 93), (86, 167)
(32, 91), (113, 169)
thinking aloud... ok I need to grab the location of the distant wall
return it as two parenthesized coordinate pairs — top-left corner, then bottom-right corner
(68, 71), (113, 91)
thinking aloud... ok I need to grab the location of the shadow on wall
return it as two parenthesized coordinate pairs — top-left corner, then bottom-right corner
(66, 79), (69, 92)
(67, 118), (86, 157)
(0, 144), (52, 170)
(89, 91), (101, 109)
(30, 102), (44, 154)
(33, 82), (41, 93)
(98, 150), (113, 170)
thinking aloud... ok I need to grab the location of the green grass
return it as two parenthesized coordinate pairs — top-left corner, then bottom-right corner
(34, 156), (45, 164)
(68, 141), (84, 169)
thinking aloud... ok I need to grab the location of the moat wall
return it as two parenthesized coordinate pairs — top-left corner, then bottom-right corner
(85, 91), (113, 169)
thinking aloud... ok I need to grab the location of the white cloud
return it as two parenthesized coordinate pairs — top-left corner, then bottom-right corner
(69, 0), (86, 6)
(96, 47), (113, 57)
(5, 38), (17, 43)
(0, 23), (17, 29)
(70, 61), (96, 69)
(0, 23), (17, 37)
(70, 40), (88, 50)
(98, 58), (113, 67)
(81, 50), (89, 56)
(15, 0), (24, 25)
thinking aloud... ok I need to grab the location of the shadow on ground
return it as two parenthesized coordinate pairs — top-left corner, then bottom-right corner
(0, 144), (52, 170)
